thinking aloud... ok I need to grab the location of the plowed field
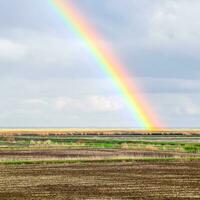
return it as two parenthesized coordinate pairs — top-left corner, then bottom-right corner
(0, 161), (199, 200)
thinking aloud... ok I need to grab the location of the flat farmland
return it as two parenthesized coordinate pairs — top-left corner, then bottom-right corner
(0, 134), (199, 199)
(0, 161), (199, 200)
(0, 135), (200, 163)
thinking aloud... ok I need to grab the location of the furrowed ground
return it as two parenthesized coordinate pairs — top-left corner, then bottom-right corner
(0, 161), (199, 200)
(0, 133), (199, 199)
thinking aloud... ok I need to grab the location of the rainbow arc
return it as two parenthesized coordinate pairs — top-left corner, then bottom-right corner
(49, 0), (162, 130)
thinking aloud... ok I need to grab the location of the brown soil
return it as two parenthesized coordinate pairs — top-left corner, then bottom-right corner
(0, 161), (199, 200)
(0, 148), (198, 161)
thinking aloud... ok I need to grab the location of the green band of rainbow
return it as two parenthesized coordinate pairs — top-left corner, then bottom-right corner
(49, 0), (161, 130)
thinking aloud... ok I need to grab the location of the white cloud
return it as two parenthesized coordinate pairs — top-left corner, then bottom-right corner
(24, 98), (49, 106)
(0, 30), (93, 69)
(151, 93), (200, 118)
(54, 95), (123, 112)
(55, 97), (82, 111)
(100, 0), (200, 57)
(23, 32), (90, 67)
(88, 95), (123, 111)
(138, 77), (200, 93)
(174, 97), (200, 116)
(0, 38), (27, 62)
(148, 0), (200, 53)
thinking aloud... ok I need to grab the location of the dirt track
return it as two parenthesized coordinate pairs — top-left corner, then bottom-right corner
(0, 161), (199, 200)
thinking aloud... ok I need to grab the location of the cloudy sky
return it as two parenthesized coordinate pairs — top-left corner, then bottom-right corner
(0, 0), (200, 128)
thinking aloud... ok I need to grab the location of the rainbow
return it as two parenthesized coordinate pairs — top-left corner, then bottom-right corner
(49, 0), (161, 129)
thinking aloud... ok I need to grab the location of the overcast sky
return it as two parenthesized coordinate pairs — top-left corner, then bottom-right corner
(0, 0), (200, 128)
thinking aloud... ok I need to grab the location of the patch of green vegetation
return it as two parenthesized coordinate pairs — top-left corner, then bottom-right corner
(0, 157), (199, 165)
(184, 145), (199, 153)
(0, 135), (200, 153)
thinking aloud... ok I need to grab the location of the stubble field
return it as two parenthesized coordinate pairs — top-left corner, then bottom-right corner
(0, 130), (199, 199)
(0, 161), (199, 200)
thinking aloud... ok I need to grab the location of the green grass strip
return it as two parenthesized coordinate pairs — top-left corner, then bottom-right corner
(0, 157), (200, 165)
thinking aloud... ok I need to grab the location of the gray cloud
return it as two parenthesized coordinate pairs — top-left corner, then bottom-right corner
(0, 0), (200, 128)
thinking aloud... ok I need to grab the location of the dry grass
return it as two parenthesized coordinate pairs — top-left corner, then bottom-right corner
(0, 128), (200, 136)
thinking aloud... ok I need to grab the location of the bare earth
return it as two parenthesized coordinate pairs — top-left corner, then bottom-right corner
(0, 148), (197, 157)
(0, 161), (199, 200)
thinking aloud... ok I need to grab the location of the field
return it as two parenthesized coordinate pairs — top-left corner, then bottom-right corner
(0, 129), (199, 199)
(0, 161), (199, 200)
